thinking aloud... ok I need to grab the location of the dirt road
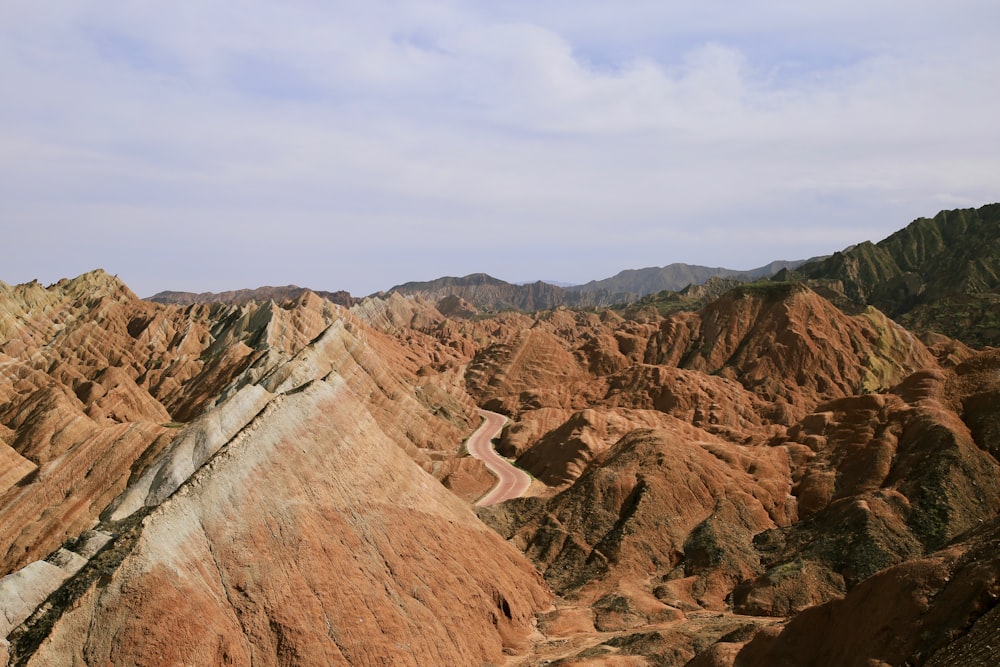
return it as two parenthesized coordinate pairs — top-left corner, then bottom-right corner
(466, 409), (531, 506)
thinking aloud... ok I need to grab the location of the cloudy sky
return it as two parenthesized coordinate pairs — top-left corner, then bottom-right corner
(2, 1), (998, 297)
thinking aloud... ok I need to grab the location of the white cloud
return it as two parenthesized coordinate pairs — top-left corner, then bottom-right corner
(1, 1), (998, 295)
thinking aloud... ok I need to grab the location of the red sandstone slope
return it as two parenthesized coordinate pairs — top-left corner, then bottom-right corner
(20, 377), (549, 666)
(464, 283), (938, 499)
(730, 359), (1000, 622)
(0, 273), (361, 575)
(467, 283), (997, 666)
(644, 282), (940, 420)
(0, 272), (551, 666)
(494, 425), (793, 605)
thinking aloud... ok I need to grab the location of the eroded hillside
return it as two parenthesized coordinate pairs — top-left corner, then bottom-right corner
(459, 282), (998, 665)
(2, 251), (998, 666)
(0, 272), (548, 666)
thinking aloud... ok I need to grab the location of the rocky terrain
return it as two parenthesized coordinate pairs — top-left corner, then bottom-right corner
(1, 204), (998, 666)
(0, 272), (547, 666)
(466, 282), (999, 665)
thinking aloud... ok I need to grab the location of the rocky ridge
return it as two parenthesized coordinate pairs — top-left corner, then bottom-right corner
(386, 273), (631, 311)
(0, 272), (549, 666)
(789, 203), (1000, 346)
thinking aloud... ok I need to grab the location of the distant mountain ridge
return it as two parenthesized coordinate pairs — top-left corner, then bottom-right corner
(384, 260), (816, 312)
(384, 273), (630, 311)
(142, 204), (1000, 348)
(148, 285), (356, 307)
(149, 261), (813, 313)
(565, 259), (817, 295)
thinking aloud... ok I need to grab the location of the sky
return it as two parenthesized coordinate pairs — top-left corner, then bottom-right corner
(2, 1), (998, 297)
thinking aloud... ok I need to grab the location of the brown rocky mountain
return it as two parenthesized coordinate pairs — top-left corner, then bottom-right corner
(0, 272), (548, 666)
(2, 205), (999, 667)
(786, 203), (1000, 346)
(471, 288), (999, 665)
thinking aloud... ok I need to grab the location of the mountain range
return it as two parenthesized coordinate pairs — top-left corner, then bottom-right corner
(2, 203), (999, 666)
(150, 204), (1000, 349)
(563, 258), (817, 295)
(149, 260), (818, 312)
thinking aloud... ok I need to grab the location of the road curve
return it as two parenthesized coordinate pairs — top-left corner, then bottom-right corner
(466, 409), (531, 507)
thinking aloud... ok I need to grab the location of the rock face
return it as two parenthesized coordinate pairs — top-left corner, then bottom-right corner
(0, 272), (550, 666)
(643, 283), (939, 421)
(0, 272), (343, 577)
(734, 358), (1000, 619)
(510, 408), (680, 486)
(22, 378), (548, 667)
(493, 426), (792, 607)
(466, 282), (936, 433)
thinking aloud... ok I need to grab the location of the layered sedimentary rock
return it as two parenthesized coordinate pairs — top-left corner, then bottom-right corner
(467, 283), (937, 427)
(733, 357), (1000, 620)
(506, 408), (680, 486)
(0, 272), (550, 666)
(487, 425), (793, 605)
(467, 277), (998, 665)
(21, 376), (549, 667)
(642, 283), (939, 420)
(0, 272), (342, 577)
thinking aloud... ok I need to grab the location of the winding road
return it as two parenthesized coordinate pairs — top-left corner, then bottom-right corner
(466, 409), (532, 506)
